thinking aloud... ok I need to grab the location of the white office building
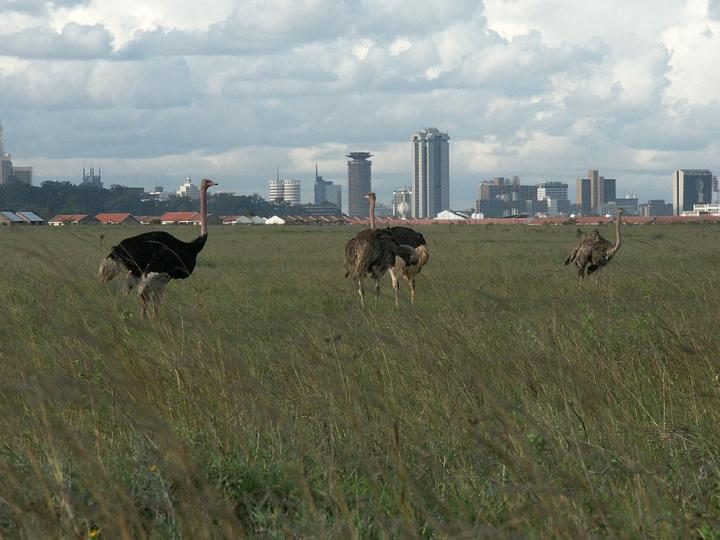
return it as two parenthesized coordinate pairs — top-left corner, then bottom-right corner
(411, 128), (449, 218)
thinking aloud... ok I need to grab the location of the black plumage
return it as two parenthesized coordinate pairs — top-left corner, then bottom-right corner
(385, 226), (427, 249)
(105, 231), (207, 280)
(385, 225), (430, 305)
(99, 178), (216, 318)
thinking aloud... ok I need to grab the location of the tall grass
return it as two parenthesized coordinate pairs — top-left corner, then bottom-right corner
(1, 223), (720, 538)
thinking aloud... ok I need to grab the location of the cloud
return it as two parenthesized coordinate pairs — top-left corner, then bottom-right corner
(0, 23), (113, 59)
(709, 0), (720, 20)
(0, 0), (89, 15)
(1, 0), (719, 208)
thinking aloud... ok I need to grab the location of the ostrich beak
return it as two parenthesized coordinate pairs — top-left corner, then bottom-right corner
(363, 194), (369, 199)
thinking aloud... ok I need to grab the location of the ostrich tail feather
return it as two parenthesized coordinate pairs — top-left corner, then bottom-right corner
(415, 244), (429, 268)
(351, 246), (371, 280)
(99, 256), (124, 283)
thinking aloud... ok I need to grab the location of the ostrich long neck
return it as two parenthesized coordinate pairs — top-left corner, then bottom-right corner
(369, 197), (376, 230)
(200, 185), (209, 236)
(608, 212), (622, 256)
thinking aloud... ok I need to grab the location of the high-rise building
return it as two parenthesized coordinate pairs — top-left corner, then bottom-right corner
(588, 170), (603, 213)
(314, 165), (341, 210)
(0, 155), (13, 185)
(269, 170), (301, 205)
(575, 170), (616, 214)
(314, 165), (329, 205)
(325, 184), (342, 210)
(12, 166), (32, 184)
(575, 178), (591, 214)
(283, 179), (301, 205)
(411, 128), (449, 218)
(537, 182), (570, 216)
(177, 177), (200, 199)
(269, 178), (284, 203)
(537, 181), (568, 201)
(393, 187), (412, 218)
(603, 178), (616, 205)
(82, 167), (103, 188)
(475, 177), (545, 217)
(347, 152), (372, 217)
(672, 169), (713, 215)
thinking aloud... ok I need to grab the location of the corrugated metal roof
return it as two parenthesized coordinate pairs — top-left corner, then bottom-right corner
(0, 211), (23, 222)
(16, 211), (44, 222)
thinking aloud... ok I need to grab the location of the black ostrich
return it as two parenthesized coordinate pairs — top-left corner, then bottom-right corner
(385, 225), (429, 305)
(99, 178), (217, 318)
(344, 192), (398, 307)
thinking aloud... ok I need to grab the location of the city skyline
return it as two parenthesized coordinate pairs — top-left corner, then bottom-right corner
(1, 2), (719, 208)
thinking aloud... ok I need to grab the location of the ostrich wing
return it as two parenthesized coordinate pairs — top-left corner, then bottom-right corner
(386, 226), (427, 248)
(108, 231), (203, 280)
(396, 244), (420, 267)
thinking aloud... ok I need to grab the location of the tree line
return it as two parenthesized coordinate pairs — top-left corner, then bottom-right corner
(0, 181), (293, 219)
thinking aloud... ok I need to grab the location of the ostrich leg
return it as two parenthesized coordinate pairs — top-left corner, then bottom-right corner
(358, 279), (365, 308)
(389, 269), (400, 307)
(409, 277), (416, 304)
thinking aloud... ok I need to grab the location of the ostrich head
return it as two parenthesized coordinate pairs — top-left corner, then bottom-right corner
(617, 208), (624, 216)
(201, 178), (218, 190)
(363, 192), (377, 202)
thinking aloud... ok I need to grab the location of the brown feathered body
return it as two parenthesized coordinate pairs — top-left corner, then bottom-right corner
(344, 228), (399, 280)
(565, 210), (622, 279)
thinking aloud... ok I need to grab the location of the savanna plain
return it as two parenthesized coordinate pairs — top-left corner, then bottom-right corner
(1, 223), (720, 539)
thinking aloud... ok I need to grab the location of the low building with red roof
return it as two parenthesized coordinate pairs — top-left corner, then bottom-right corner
(95, 213), (139, 225)
(48, 214), (99, 226)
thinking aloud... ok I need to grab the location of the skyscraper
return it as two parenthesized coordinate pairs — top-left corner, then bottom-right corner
(576, 170), (616, 214)
(314, 165), (342, 210)
(82, 167), (103, 188)
(672, 169), (713, 215)
(0, 155), (12, 185)
(575, 178), (591, 214)
(411, 128), (449, 218)
(588, 170), (603, 214)
(347, 152), (372, 217)
(314, 164), (329, 205)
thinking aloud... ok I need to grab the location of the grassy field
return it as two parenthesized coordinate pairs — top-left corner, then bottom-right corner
(1, 222), (720, 538)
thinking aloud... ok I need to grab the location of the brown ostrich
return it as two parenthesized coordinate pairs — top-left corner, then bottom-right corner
(386, 225), (430, 306)
(564, 208), (623, 280)
(99, 178), (217, 318)
(344, 192), (398, 307)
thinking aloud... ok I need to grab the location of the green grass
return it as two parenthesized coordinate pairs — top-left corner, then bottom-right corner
(1, 222), (720, 538)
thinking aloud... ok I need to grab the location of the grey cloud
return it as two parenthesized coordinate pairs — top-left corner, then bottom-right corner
(0, 0), (88, 14)
(448, 31), (609, 97)
(0, 23), (113, 59)
(117, 0), (484, 58)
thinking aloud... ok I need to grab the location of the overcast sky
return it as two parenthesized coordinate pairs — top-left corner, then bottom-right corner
(1, 0), (719, 208)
